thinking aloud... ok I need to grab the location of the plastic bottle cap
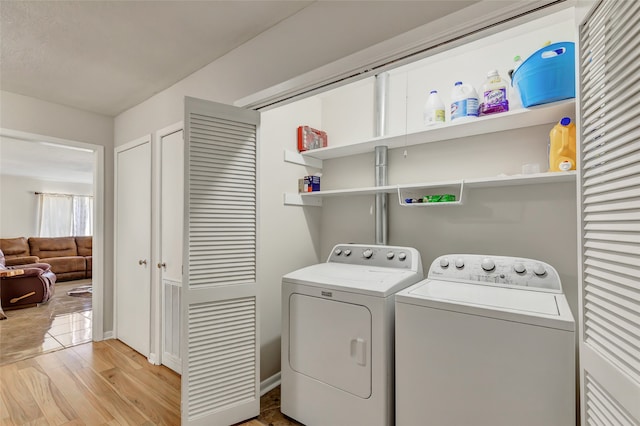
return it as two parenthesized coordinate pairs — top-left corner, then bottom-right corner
(487, 69), (499, 77)
(514, 55), (521, 61)
(560, 117), (572, 126)
(454, 81), (462, 86)
(430, 90), (438, 94)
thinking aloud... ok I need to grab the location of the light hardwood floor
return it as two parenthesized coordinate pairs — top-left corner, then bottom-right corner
(0, 340), (298, 425)
(1, 339), (181, 425)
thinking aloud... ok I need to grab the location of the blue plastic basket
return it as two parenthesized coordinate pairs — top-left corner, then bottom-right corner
(512, 42), (575, 107)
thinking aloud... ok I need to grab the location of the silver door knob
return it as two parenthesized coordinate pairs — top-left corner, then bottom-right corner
(157, 262), (166, 269)
(138, 259), (147, 266)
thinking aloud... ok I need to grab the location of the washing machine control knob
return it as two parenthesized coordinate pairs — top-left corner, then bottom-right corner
(513, 263), (526, 274)
(481, 258), (496, 272)
(334, 249), (342, 256)
(386, 252), (395, 260)
(344, 249), (351, 256)
(363, 249), (373, 259)
(439, 258), (450, 268)
(455, 258), (465, 269)
(533, 264), (547, 276)
(398, 252), (407, 261)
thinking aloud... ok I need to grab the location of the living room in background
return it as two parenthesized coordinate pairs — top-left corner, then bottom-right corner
(0, 128), (105, 357)
(37, 192), (94, 237)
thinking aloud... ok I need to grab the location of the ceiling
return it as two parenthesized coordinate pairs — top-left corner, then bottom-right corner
(0, 136), (94, 184)
(0, 0), (482, 184)
(0, 0), (314, 117)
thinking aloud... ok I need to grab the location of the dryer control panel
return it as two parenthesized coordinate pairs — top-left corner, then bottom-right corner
(328, 244), (421, 272)
(428, 254), (562, 292)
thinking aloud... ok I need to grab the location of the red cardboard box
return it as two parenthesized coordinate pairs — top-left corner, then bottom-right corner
(297, 126), (327, 152)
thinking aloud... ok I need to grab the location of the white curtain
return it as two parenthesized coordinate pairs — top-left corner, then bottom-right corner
(38, 193), (93, 237)
(73, 196), (93, 236)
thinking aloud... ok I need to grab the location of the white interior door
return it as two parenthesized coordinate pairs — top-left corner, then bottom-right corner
(578, 1), (640, 424)
(160, 127), (184, 373)
(115, 136), (151, 357)
(181, 97), (260, 425)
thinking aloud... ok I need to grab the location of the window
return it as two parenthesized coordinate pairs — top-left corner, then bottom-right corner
(38, 193), (93, 237)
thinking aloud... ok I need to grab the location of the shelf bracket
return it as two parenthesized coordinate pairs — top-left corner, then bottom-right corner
(284, 150), (323, 169)
(283, 193), (322, 207)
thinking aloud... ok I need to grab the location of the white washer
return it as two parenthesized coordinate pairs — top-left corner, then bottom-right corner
(282, 244), (423, 426)
(395, 254), (575, 426)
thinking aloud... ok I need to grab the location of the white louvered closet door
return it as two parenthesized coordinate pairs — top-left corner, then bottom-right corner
(181, 97), (260, 425)
(579, 1), (640, 425)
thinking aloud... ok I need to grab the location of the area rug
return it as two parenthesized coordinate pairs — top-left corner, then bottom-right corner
(67, 285), (92, 297)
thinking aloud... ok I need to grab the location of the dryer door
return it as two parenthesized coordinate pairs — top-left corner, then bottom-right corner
(289, 294), (372, 398)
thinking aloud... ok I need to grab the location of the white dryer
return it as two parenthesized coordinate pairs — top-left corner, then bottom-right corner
(281, 244), (423, 426)
(395, 254), (575, 426)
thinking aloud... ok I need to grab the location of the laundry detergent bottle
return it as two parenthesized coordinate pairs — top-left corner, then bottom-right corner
(450, 81), (479, 121)
(424, 90), (445, 126)
(479, 70), (509, 115)
(549, 117), (576, 172)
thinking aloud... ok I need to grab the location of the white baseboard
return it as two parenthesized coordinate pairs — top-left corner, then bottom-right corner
(260, 372), (281, 396)
(102, 331), (114, 340)
(162, 353), (182, 374)
(148, 352), (160, 365)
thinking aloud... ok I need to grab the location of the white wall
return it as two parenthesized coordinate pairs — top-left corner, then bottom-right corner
(0, 175), (93, 238)
(0, 91), (113, 144)
(319, 78), (375, 147)
(0, 90), (114, 331)
(259, 97), (324, 379)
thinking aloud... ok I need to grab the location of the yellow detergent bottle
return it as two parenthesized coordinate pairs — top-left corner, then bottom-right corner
(549, 117), (576, 172)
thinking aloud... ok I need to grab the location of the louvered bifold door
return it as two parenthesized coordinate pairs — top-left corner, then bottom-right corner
(579, 1), (640, 425)
(181, 97), (260, 426)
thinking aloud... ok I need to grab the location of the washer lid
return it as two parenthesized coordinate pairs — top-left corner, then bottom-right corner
(412, 279), (559, 315)
(283, 263), (422, 297)
(396, 279), (575, 331)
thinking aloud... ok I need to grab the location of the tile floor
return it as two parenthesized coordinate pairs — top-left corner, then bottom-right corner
(0, 279), (92, 365)
(256, 386), (303, 425)
(43, 309), (92, 347)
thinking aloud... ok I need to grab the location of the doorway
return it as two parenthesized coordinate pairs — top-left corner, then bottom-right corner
(0, 128), (105, 356)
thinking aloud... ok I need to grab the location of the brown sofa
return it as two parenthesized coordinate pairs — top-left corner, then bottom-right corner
(75, 236), (92, 278)
(0, 249), (56, 309)
(0, 236), (92, 282)
(0, 237), (39, 266)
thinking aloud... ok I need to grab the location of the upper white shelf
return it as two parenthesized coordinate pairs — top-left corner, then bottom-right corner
(301, 99), (576, 160)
